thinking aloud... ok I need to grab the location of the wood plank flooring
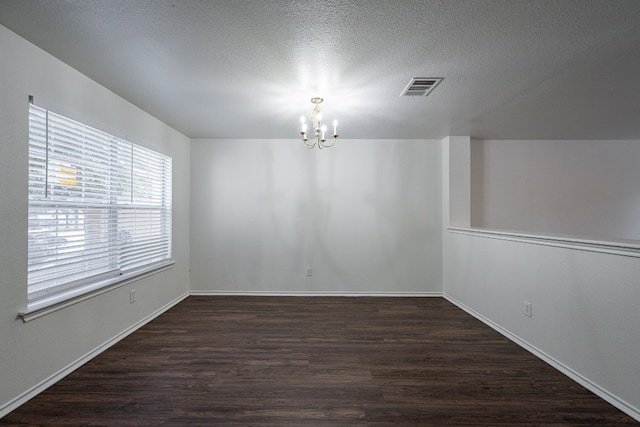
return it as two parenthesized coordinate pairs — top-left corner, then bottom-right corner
(1, 296), (637, 426)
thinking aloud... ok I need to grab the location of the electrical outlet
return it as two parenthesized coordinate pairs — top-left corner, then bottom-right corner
(523, 300), (532, 317)
(306, 267), (313, 276)
(130, 289), (136, 304)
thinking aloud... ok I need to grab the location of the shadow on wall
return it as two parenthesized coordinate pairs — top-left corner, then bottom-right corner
(191, 138), (441, 293)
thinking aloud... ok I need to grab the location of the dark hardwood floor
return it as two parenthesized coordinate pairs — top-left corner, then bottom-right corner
(1, 296), (637, 426)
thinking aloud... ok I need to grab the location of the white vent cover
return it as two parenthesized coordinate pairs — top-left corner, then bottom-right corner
(400, 77), (443, 97)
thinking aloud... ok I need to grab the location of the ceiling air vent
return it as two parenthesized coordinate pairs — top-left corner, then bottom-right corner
(400, 77), (443, 97)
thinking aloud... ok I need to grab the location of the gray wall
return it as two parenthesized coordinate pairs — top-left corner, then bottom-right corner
(190, 138), (442, 295)
(471, 138), (640, 242)
(445, 139), (640, 419)
(0, 25), (190, 415)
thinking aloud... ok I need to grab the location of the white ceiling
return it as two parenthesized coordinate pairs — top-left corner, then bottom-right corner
(1, 0), (640, 140)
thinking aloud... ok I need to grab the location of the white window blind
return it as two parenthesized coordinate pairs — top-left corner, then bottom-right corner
(27, 103), (172, 308)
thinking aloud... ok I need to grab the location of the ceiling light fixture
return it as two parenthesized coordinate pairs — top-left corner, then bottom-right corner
(300, 97), (338, 149)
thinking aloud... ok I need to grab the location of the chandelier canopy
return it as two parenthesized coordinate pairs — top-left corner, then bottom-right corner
(300, 97), (338, 149)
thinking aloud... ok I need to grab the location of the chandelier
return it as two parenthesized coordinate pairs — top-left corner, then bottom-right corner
(300, 97), (338, 149)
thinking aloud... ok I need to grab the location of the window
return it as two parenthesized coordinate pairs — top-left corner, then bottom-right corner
(27, 103), (172, 310)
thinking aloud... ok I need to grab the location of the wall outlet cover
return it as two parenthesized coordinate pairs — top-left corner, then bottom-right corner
(524, 301), (532, 317)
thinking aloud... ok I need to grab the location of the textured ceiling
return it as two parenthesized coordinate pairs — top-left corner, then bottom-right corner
(1, 0), (640, 140)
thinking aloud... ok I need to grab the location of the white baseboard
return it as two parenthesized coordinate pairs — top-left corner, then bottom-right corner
(190, 290), (442, 297)
(0, 291), (189, 419)
(443, 294), (640, 423)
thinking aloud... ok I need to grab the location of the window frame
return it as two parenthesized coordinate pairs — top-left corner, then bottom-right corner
(24, 102), (173, 318)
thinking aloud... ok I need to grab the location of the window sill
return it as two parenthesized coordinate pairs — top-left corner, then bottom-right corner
(447, 227), (640, 258)
(19, 261), (175, 322)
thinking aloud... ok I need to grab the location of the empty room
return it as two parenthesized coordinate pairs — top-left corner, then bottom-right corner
(1, 0), (639, 425)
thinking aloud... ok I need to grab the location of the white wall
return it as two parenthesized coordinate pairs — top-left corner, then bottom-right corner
(471, 139), (640, 242)
(190, 138), (442, 295)
(445, 139), (640, 419)
(0, 25), (190, 415)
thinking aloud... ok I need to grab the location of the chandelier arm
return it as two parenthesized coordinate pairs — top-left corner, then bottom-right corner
(321, 137), (337, 148)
